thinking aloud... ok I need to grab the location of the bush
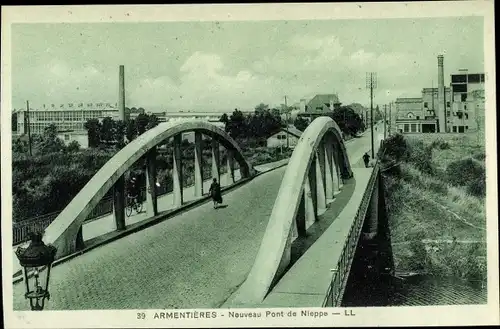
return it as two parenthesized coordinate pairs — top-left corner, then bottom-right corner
(472, 151), (486, 161)
(445, 158), (486, 197)
(467, 171), (486, 197)
(383, 133), (409, 162)
(430, 138), (451, 150)
(428, 180), (448, 194)
(406, 140), (435, 175)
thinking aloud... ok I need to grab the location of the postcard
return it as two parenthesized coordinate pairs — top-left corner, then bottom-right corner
(1, 2), (498, 328)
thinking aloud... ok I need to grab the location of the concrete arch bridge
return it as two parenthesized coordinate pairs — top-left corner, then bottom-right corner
(13, 117), (391, 310)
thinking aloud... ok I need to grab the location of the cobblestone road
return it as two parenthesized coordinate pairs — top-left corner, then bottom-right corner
(13, 167), (287, 310)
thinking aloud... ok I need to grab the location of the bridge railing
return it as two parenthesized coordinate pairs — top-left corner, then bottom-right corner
(323, 140), (386, 307)
(12, 166), (239, 245)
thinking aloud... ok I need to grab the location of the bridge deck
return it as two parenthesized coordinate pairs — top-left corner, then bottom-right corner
(13, 167), (287, 310)
(258, 167), (373, 307)
(12, 125), (383, 310)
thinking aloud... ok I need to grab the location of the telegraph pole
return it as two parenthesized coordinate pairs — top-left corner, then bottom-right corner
(389, 102), (392, 136)
(383, 104), (387, 139)
(366, 72), (377, 158)
(284, 95), (289, 149)
(26, 100), (32, 156)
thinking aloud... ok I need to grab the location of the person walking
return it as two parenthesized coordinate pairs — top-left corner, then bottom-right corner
(363, 152), (370, 168)
(209, 178), (223, 209)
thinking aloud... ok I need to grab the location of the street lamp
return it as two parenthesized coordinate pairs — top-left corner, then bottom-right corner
(15, 232), (57, 311)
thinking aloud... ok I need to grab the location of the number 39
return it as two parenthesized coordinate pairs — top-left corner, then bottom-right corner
(137, 312), (146, 319)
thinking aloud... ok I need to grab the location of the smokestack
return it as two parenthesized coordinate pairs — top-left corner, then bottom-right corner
(118, 65), (125, 121)
(437, 55), (446, 133)
(300, 99), (306, 112)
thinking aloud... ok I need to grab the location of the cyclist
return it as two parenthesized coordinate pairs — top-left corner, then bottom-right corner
(128, 175), (140, 205)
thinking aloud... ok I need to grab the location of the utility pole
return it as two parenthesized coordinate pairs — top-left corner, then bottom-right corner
(383, 104), (387, 139)
(26, 100), (32, 156)
(366, 72), (377, 158)
(389, 102), (392, 136)
(284, 95), (289, 149)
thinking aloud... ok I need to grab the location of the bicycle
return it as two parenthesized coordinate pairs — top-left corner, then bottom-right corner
(126, 194), (143, 217)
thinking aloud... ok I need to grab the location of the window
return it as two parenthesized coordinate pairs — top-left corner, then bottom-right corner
(480, 74), (485, 82)
(447, 102), (451, 107)
(416, 116), (420, 120)
(404, 124), (409, 132)
(468, 74), (480, 83)
(464, 105), (467, 111)
(452, 126), (457, 133)
(64, 134), (70, 141)
(447, 111), (451, 117)
(451, 74), (467, 83)
(411, 124), (417, 132)
(461, 94), (467, 102)
(466, 126), (469, 130)
(465, 113), (469, 120)
(424, 102), (428, 108)
(452, 84), (467, 93)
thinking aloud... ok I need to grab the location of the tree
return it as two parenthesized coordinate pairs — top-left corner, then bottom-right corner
(254, 103), (269, 114)
(146, 114), (159, 130)
(37, 124), (65, 154)
(84, 119), (102, 148)
(100, 117), (115, 143)
(329, 106), (365, 136)
(247, 110), (282, 138)
(114, 120), (126, 144)
(66, 140), (80, 152)
(135, 113), (149, 135)
(226, 109), (247, 138)
(294, 116), (309, 131)
(126, 119), (137, 142)
(12, 137), (27, 153)
(12, 112), (18, 132)
(219, 113), (229, 126)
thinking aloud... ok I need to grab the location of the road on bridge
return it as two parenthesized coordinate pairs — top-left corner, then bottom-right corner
(12, 125), (384, 310)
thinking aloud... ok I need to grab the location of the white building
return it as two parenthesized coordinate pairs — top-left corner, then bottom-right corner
(56, 130), (89, 149)
(15, 102), (119, 135)
(266, 126), (302, 149)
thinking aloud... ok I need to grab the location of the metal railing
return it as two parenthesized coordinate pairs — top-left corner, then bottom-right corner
(12, 167), (238, 245)
(323, 142), (386, 307)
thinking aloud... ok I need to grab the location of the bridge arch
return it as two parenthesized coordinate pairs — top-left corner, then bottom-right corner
(43, 120), (255, 258)
(227, 116), (352, 306)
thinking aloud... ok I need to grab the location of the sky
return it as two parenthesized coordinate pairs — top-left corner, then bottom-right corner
(11, 17), (484, 112)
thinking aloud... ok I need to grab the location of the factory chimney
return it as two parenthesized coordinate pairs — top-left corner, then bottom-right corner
(118, 65), (126, 121)
(437, 55), (446, 133)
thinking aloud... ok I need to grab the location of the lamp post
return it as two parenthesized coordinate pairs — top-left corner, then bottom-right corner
(15, 232), (57, 311)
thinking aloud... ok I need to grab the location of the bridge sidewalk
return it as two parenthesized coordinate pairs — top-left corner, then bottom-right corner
(257, 167), (373, 307)
(11, 159), (288, 278)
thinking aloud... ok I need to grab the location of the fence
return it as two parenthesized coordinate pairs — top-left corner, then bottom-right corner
(12, 184), (166, 245)
(323, 141), (386, 307)
(12, 167), (237, 245)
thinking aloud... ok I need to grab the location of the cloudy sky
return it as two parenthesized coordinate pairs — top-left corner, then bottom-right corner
(11, 16), (484, 112)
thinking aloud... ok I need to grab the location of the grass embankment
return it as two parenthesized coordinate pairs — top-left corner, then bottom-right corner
(382, 133), (487, 282)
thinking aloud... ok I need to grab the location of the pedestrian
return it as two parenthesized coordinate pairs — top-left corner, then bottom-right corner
(209, 178), (223, 209)
(363, 152), (370, 168)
